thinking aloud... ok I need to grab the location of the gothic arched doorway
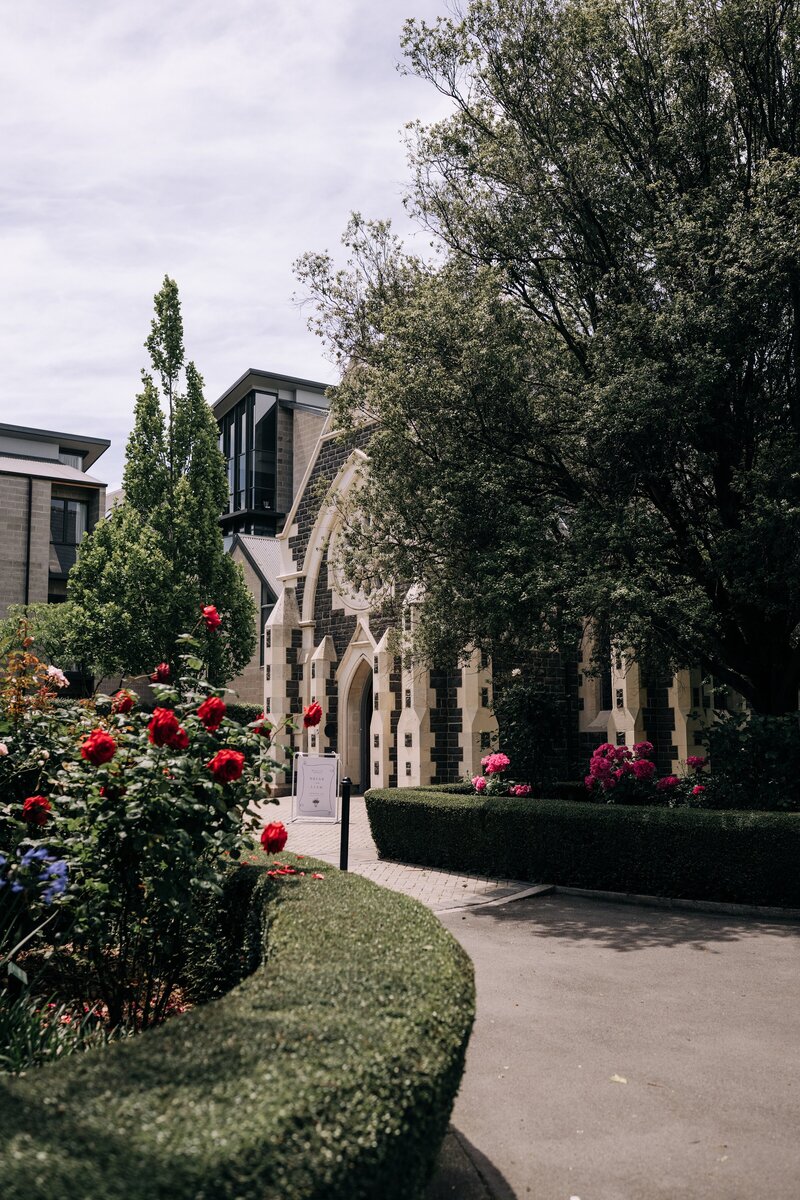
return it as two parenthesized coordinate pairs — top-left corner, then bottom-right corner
(343, 657), (373, 794)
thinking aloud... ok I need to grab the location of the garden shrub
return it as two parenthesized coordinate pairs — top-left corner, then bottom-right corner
(698, 711), (800, 811)
(0, 854), (475, 1200)
(365, 789), (800, 907)
(225, 701), (267, 726)
(0, 617), (285, 1028)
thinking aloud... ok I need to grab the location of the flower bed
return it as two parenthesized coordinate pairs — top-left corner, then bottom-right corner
(0, 852), (475, 1199)
(365, 788), (800, 907)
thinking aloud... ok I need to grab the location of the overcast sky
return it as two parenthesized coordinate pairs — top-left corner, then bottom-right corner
(0, 0), (454, 487)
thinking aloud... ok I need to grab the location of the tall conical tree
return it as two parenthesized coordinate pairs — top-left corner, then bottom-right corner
(68, 277), (256, 684)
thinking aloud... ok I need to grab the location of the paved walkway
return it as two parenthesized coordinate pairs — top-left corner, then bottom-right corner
(257, 794), (534, 912)
(254, 796), (800, 1199)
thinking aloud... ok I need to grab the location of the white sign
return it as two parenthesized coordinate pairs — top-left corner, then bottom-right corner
(292, 753), (340, 822)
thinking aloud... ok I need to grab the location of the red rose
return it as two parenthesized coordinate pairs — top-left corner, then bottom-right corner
(254, 712), (272, 736)
(80, 729), (117, 765)
(207, 748), (245, 783)
(150, 662), (171, 683)
(23, 795), (51, 825)
(197, 696), (226, 732)
(99, 784), (126, 802)
(112, 690), (135, 714)
(303, 702), (322, 729)
(202, 605), (221, 631)
(169, 726), (189, 751)
(148, 707), (180, 747)
(260, 820), (288, 853)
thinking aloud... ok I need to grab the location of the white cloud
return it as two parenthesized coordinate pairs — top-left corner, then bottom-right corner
(0, 0), (454, 486)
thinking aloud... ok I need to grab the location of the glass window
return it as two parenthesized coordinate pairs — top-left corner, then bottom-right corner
(50, 499), (63, 543)
(50, 498), (88, 545)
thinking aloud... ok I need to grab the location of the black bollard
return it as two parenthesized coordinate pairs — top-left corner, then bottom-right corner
(339, 776), (352, 871)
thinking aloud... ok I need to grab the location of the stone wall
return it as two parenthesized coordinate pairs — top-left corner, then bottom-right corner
(0, 474), (51, 617)
(226, 547), (264, 705)
(429, 666), (463, 783)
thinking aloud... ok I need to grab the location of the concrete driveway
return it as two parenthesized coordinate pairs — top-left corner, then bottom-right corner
(433, 893), (800, 1200)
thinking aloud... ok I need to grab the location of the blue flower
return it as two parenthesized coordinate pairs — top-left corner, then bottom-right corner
(19, 846), (49, 869)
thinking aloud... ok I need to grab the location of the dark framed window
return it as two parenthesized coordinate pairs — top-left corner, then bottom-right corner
(50, 498), (88, 546)
(221, 390), (278, 521)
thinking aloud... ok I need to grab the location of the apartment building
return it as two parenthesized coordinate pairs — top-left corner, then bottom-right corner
(0, 423), (109, 618)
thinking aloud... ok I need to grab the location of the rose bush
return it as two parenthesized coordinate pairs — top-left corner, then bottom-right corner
(0, 616), (290, 1030)
(469, 750), (532, 797)
(584, 742), (716, 807)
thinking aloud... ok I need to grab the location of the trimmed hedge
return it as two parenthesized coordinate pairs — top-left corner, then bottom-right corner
(365, 789), (800, 907)
(225, 701), (265, 726)
(0, 853), (474, 1199)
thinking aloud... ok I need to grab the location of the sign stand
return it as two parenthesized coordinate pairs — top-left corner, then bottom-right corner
(339, 777), (352, 871)
(291, 753), (340, 823)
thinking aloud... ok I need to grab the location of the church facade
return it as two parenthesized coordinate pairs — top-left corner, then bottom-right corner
(261, 421), (499, 792)
(219, 372), (733, 791)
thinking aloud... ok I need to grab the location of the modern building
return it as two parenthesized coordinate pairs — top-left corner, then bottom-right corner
(213, 369), (329, 540)
(0, 423), (109, 618)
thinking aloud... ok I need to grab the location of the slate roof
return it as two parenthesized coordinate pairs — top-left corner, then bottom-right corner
(233, 534), (282, 596)
(0, 456), (106, 486)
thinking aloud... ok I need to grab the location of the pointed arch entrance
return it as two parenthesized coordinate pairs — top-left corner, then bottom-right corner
(342, 656), (373, 794)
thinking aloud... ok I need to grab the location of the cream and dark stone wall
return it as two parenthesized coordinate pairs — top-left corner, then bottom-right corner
(259, 420), (499, 792)
(227, 544), (265, 705)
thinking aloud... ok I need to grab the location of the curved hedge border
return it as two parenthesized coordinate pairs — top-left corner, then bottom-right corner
(0, 854), (474, 1199)
(365, 789), (800, 908)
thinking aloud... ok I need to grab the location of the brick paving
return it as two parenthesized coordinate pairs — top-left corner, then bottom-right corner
(254, 794), (533, 913)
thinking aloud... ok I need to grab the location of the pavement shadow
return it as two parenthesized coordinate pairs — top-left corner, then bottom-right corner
(427, 1126), (519, 1200)
(458, 892), (800, 952)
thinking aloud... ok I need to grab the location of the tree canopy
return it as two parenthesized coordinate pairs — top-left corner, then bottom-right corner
(68, 277), (256, 685)
(297, 0), (800, 715)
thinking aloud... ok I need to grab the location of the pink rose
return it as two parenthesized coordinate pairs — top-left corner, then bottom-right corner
(633, 741), (654, 758)
(481, 752), (511, 775)
(686, 755), (706, 770)
(692, 784), (706, 795)
(656, 775), (680, 790)
(589, 756), (612, 779)
(472, 775), (487, 793)
(631, 758), (656, 780)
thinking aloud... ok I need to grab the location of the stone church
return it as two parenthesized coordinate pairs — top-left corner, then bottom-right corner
(216, 369), (733, 791)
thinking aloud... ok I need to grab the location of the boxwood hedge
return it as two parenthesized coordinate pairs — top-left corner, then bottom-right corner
(365, 789), (800, 908)
(0, 853), (474, 1199)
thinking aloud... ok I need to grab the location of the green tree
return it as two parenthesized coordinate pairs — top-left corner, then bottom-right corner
(298, 0), (800, 715)
(69, 277), (256, 684)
